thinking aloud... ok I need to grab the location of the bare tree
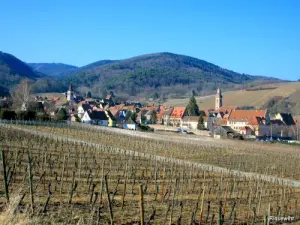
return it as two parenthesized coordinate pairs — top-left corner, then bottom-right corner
(12, 79), (32, 110)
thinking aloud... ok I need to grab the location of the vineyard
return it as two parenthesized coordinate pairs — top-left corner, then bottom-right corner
(0, 123), (300, 224)
(9, 122), (300, 180)
(165, 82), (300, 109)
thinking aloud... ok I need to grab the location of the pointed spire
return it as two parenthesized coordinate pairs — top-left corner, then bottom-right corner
(216, 88), (222, 98)
(215, 87), (223, 110)
(68, 84), (73, 91)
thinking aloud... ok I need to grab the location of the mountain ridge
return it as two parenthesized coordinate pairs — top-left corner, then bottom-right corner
(28, 63), (78, 77)
(0, 51), (285, 97)
(61, 52), (284, 98)
(0, 51), (41, 91)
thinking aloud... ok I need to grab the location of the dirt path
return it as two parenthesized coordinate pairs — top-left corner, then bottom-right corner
(3, 124), (300, 188)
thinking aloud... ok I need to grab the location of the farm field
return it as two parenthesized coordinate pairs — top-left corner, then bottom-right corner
(35, 92), (68, 105)
(9, 122), (300, 181)
(165, 82), (300, 109)
(1, 124), (300, 224)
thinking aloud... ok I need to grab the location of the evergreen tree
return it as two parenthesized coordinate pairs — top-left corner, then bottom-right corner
(109, 90), (115, 98)
(197, 115), (205, 130)
(125, 111), (132, 120)
(125, 111), (137, 122)
(151, 111), (157, 124)
(131, 112), (137, 122)
(192, 89), (197, 96)
(152, 92), (159, 100)
(56, 108), (67, 121)
(186, 96), (200, 116)
(199, 110), (206, 117)
(86, 91), (92, 98)
(101, 90), (107, 98)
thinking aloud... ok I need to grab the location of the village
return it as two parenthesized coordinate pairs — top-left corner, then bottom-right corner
(0, 83), (299, 141)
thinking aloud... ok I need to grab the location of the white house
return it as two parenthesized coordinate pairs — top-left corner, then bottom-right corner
(180, 116), (199, 130)
(77, 104), (92, 118)
(227, 110), (269, 133)
(274, 113), (296, 126)
(124, 117), (137, 130)
(81, 111), (108, 126)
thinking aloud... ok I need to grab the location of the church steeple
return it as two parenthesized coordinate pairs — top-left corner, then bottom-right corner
(67, 84), (74, 102)
(215, 88), (223, 110)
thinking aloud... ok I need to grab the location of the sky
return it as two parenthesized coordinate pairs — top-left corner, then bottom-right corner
(1, 0), (300, 80)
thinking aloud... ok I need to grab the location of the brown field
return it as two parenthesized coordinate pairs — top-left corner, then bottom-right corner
(165, 82), (300, 109)
(35, 92), (68, 105)
(11, 123), (300, 180)
(1, 123), (300, 224)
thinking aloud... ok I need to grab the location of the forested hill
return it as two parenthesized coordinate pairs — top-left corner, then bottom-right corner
(0, 51), (41, 90)
(0, 51), (284, 98)
(28, 60), (118, 78)
(28, 63), (78, 77)
(62, 52), (283, 98)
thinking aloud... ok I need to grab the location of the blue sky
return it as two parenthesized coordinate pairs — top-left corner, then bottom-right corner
(1, 0), (299, 80)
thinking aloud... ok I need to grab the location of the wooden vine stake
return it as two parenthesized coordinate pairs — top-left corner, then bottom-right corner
(139, 184), (145, 225)
(122, 162), (128, 209)
(169, 179), (177, 225)
(59, 154), (66, 195)
(199, 185), (206, 225)
(27, 151), (34, 214)
(42, 183), (52, 213)
(105, 175), (114, 225)
(1, 147), (9, 203)
(99, 159), (105, 204)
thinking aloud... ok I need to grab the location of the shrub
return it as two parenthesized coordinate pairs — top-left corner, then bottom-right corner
(0, 109), (16, 120)
(56, 108), (67, 121)
(16, 111), (36, 120)
(36, 112), (50, 121)
(138, 124), (154, 132)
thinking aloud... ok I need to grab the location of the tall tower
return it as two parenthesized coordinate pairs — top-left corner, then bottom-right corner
(215, 88), (223, 110)
(67, 84), (74, 102)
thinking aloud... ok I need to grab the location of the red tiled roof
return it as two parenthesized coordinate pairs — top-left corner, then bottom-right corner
(228, 110), (267, 122)
(218, 106), (237, 114)
(220, 118), (227, 125)
(123, 105), (135, 111)
(157, 105), (173, 119)
(248, 117), (259, 125)
(170, 107), (186, 118)
(156, 106), (164, 119)
(109, 109), (120, 117)
(142, 105), (158, 111)
(110, 104), (125, 111)
(293, 115), (300, 125)
(52, 97), (60, 102)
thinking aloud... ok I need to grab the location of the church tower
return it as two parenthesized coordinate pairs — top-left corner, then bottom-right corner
(215, 88), (223, 110)
(67, 84), (74, 102)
